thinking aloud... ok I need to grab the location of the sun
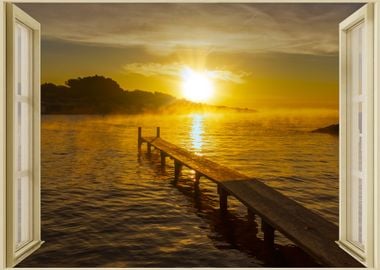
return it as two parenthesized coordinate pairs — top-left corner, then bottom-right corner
(181, 67), (214, 103)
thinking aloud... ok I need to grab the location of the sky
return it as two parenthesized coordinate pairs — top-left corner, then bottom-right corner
(19, 3), (363, 111)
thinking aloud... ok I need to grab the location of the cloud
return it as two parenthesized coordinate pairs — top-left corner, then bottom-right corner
(207, 70), (249, 84)
(123, 62), (182, 77)
(123, 62), (249, 84)
(18, 3), (362, 56)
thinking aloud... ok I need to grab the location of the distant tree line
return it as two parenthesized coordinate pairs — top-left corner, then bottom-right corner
(41, 75), (176, 114)
(41, 75), (254, 115)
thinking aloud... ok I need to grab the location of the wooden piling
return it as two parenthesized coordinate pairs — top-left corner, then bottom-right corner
(248, 209), (256, 222)
(147, 143), (151, 156)
(194, 172), (201, 193)
(262, 219), (275, 248)
(174, 160), (182, 183)
(194, 172), (201, 187)
(138, 127), (142, 151)
(218, 185), (228, 213)
(156, 127), (160, 138)
(137, 130), (364, 267)
(160, 150), (166, 167)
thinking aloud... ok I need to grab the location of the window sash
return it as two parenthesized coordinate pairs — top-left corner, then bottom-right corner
(6, 3), (42, 268)
(339, 3), (375, 267)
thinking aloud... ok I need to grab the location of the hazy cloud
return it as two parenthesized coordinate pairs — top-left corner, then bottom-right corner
(207, 70), (250, 84)
(123, 62), (249, 84)
(18, 3), (362, 56)
(123, 63), (182, 77)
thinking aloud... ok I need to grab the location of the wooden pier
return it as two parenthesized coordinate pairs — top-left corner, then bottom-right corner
(138, 127), (362, 267)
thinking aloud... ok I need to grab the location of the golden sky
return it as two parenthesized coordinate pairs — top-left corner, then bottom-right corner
(19, 3), (362, 110)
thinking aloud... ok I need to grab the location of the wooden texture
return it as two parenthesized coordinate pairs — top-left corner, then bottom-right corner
(147, 143), (151, 156)
(160, 150), (166, 167)
(142, 136), (248, 182)
(262, 219), (275, 247)
(137, 127), (142, 151)
(141, 136), (363, 267)
(174, 160), (182, 183)
(248, 209), (255, 222)
(156, 127), (160, 138)
(218, 185), (228, 213)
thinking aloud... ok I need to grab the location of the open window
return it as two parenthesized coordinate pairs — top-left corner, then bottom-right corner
(6, 3), (42, 267)
(1, 1), (378, 268)
(338, 3), (374, 267)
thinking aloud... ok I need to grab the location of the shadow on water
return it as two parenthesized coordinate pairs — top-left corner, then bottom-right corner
(145, 150), (321, 267)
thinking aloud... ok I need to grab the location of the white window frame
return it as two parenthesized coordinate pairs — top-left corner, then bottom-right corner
(338, 4), (374, 267)
(374, 2), (380, 269)
(0, 1), (379, 270)
(5, 3), (42, 268)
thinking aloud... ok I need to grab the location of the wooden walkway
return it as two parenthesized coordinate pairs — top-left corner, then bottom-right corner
(138, 127), (363, 267)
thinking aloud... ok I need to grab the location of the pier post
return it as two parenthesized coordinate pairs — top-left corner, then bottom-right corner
(218, 185), (228, 213)
(174, 160), (182, 184)
(156, 127), (160, 138)
(248, 209), (256, 223)
(160, 150), (166, 167)
(194, 172), (201, 194)
(138, 127), (142, 151)
(262, 219), (275, 248)
(147, 143), (151, 156)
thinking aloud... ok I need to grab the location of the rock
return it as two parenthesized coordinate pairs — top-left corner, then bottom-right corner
(312, 124), (339, 135)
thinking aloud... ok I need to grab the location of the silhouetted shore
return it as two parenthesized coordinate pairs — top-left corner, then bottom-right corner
(42, 75), (255, 115)
(312, 124), (339, 135)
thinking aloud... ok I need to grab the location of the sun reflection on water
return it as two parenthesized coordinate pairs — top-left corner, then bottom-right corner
(190, 114), (204, 154)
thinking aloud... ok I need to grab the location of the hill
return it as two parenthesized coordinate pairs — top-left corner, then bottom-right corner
(41, 75), (255, 115)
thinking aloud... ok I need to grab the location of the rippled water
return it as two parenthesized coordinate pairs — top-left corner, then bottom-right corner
(19, 113), (339, 267)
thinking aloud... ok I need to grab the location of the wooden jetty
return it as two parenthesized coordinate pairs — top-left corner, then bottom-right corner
(138, 127), (363, 267)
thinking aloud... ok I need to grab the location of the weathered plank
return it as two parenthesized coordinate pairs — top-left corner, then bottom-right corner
(142, 136), (248, 182)
(222, 179), (362, 267)
(140, 135), (363, 267)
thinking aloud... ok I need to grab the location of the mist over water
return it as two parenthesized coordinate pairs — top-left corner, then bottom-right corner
(19, 112), (338, 267)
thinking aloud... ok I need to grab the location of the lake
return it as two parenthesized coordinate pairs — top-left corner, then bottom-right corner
(18, 112), (339, 267)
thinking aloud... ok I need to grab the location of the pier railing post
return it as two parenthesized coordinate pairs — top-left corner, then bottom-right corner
(138, 127), (142, 151)
(218, 185), (228, 214)
(156, 127), (160, 138)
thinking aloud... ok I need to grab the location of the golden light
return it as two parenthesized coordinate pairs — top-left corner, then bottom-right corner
(181, 67), (214, 102)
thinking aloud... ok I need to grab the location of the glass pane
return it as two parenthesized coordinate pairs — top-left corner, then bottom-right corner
(16, 176), (31, 249)
(14, 22), (33, 251)
(358, 102), (363, 134)
(358, 24), (362, 95)
(16, 24), (21, 95)
(15, 23), (31, 97)
(359, 136), (362, 172)
(16, 102), (30, 172)
(347, 22), (366, 249)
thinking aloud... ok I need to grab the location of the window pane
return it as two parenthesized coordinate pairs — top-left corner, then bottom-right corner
(15, 23), (31, 97)
(16, 24), (21, 95)
(14, 22), (33, 251)
(17, 102), (30, 172)
(347, 22), (366, 249)
(16, 176), (32, 249)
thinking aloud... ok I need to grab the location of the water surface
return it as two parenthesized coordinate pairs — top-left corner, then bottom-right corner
(19, 113), (338, 267)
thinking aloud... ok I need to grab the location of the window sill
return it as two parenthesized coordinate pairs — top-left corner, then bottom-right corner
(12, 240), (44, 267)
(336, 240), (366, 266)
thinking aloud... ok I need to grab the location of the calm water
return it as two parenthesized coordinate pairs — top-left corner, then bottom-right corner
(19, 113), (339, 267)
